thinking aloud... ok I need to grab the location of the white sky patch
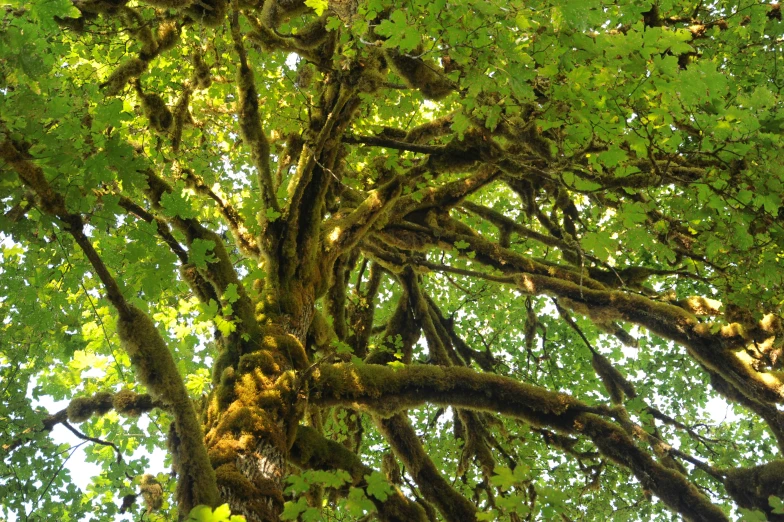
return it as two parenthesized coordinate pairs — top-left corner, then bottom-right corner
(705, 395), (740, 423)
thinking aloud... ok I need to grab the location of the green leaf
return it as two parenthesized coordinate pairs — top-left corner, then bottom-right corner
(281, 498), (307, 520)
(365, 471), (392, 501)
(304, 0), (328, 16)
(265, 207), (282, 222)
(770, 496), (784, 515)
(223, 283), (240, 304)
(190, 238), (217, 269)
(738, 508), (768, 522)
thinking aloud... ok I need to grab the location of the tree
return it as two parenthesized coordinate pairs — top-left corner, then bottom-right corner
(1, 0), (784, 520)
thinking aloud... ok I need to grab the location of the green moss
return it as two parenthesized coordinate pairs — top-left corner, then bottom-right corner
(310, 363), (580, 423)
(66, 397), (96, 423)
(121, 7), (155, 56)
(238, 351), (279, 375)
(116, 305), (218, 511)
(725, 461), (784, 512)
(217, 366), (237, 409)
(276, 335), (309, 370)
(112, 389), (155, 417)
(217, 404), (286, 452)
(592, 352), (632, 405)
(307, 310), (334, 352)
(292, 17), (329, 50)
(214, 463), (257, 499)
(65, 392), (114, 422)
(192, 51), (212, 90)
(580, 414), (727, 521)
(117, 305), (181, 402)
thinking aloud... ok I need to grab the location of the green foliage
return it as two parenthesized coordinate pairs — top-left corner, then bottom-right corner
(2, 0), (784, 520)
(188, 504), (245, 522)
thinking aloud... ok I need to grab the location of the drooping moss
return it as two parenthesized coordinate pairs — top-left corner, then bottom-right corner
(134, 82), (173, 134)
(185, 0), (227, 27)
(170, 87), (193, 152)
(385, 48), (453, 101)
(121, 7), (156, 56)
(192, 51), (212, 90)
(140, 474), (163, 512)
(155, 22), (179, 54)
(102, 57), (147, 96)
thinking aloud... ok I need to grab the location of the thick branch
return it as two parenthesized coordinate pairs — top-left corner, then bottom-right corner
(513, 272), (784, 405)
(1, 139), (220, 512)
(391, 164), (500, 220)
(310, 362), (727, 522)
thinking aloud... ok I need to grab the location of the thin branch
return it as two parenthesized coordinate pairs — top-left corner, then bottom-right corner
(61, 421), (125, 464)
(343, 134), (448, 155)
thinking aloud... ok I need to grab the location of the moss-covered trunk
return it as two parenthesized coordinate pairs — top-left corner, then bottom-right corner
(201, 281), (314, 522)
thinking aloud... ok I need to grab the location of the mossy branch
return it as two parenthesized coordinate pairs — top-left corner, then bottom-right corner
(326, 252), (353, 341)
(404, 267), (452, 366)
(723, 460), (784, 519)
(324, 175), (403, 260)
(180, 169), (261, 258)
(283, 84), (355, 275)
(425, 216), (607, 290)
(553, 298), (637, 404)
(344, 262), (383, 358)
(375, 413), (478, 522)
(1, 138), (220, 512)
(708, 370), (784, 452)
(110, 192), (189, 264)
(230, 8), (279, 217)
(1, 137), (130, 318)
(513, 272), (784, 405)
(391, 164), (500, 221)
(143, 170), (260, 342)
(310, 362), (727, 522)
(343, 134), (448, 155)
(364, 285), (421, 365)
(426, 295), (497, 371)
